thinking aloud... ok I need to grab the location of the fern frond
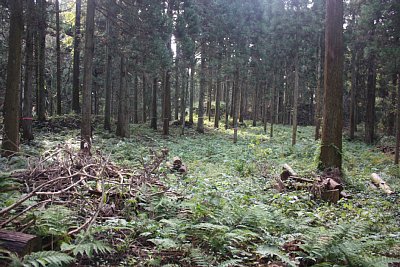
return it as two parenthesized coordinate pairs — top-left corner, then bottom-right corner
(216, 259), (244, 267)
(61, 238), (112, 258)
(189, 248), (213, 267)
(256, 245), (297, 267)
(21, 251), (74, 267)
(148, 238), (180, 250)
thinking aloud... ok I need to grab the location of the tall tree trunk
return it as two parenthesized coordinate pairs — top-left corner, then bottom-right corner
(349, 44), (357, 140)
(387, 75), (397, 136)
(189, 62), (195, 125)
(395, 73), (400, 164)
(22, 0), (35, 141)
(180, 69), (187, 135)
(207, 67), (213, 122)
(197, 43), (206, 133)
(142, 73), (147, 123)
(104, 11), (112, 130)
(37, 0), (47, 121)
(239, 79), (245, 123)
(214, 62), (221, 128)
(72, 0), (81, 114)
(319, 0), (344, 169)
(151, 76), (157, 130)
(55, 0), (62, 115)
(225, 79), (230, 130)
(233, 69), (240, 143)
(1, 0), (23, 156)
(315, 35), (323, 140)
(116, 56), (130, 137)
(270, 73), (275, 138)
(252, 80), (258, 127)
(174, 47), (180, 121)
(80, 0), (95, 150)
(365, 59), (376, 144)
(292, 50), (299, 146)
(163, 70), (171, 135)
(133, 73), (139, 124)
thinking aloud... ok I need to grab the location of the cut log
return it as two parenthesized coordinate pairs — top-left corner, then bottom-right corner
(173, 157), (182, 169)
(371, 173), (393, 194)
(274, 176), (286, 192)
(288, 176), (314, 183)
(324, 178), (343, 191)
(280, 164), (297, 180)
(0, 230), (41, 256)
(321, 189), (340, 203)
(339, 191), (352, 199)
(178, 164), (187, 174)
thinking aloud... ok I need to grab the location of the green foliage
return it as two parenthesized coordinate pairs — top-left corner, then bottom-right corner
(61, 231), (113, 258)
(9, 251), (74, 267)
(34, 206), (76, 240)
(256, 245), (297, 267)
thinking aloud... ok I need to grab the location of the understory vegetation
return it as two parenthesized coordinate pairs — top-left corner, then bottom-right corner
(1, 117), (399, 266)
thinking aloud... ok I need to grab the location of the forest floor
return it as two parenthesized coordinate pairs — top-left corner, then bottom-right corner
(1, 116), (400, 267)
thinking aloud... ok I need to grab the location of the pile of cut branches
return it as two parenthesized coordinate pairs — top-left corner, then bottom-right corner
(0, 146), (171, 234)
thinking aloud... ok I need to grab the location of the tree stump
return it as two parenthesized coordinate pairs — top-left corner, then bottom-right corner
(0, 230), (41, 256)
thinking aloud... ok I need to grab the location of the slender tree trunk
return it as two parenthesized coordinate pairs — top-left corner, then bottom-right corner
(22, 0), (35, 141)
(189, 62), (195, 125)
(239, 79), (245, 123)
(163, 70), (171, 135)
(315, 35), (322, 140)
(319, 0), (344, 169)
(72, 0), (81, 114)
(233, 69), (240, 143)
(133, 73), (139, 124)
(270, 73), (275, 138)
(151, 76), (157, 130)
(104, 11), (112, 130)
(292, 51), (299, 146)
(174, 47), (180, 121)
(116, 56), (130, 137)
(365, 59), (376, 144)
(349, 48), (357, 141)
(1, 0), (23, 156)
(214, 62), (221, 128)
(395, 73), (400, 164)
(207, 67), (213, 122)
(80, 0), (95, 150)
(180, 69), (187, 135)
(37, 0), (47, 121)
(142, 73), (147, 123)
(55, 0), (62, 115)
(225, 79), (230, 130)
(252, 81), (258, 127)
(387, 75), (397, 136)
(197, 43), (206, 133)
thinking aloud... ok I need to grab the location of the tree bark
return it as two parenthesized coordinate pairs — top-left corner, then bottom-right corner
(292, 50), (299, 146)
(395, 74), (400, 164)
(197, 43), (206, 133)
(233, 69), (240, 143)
(22, 0), (35, 141)
(270, 73), (275, 138)
(180, 69), (187, 135)
(319, 0), (344, 169)
(174, 46), (180, 121)
(55, 0), (62, 115)
(252, 80), (258, 127)
(104, 10), (112, 130)
(225, 79), (230, 130)
(214, 62), (222, 128)
(80, 0), (96, 150)
(37, 0), (47, 121)
(365, 58), (376, 144)
(315, 34), (323, 140)
(189, 62), (195, 125)
(150, 76), (157, 130)
(163, 70), (171, 135)
(349, 43), (357, 140)
(207, 66), (213, 122)
(72, 0), (82, 114)
(1, 0), (23, 157)
(142, 73), (147, 123)
(133, 73), (139, 124)
(116, 56), (130, 137)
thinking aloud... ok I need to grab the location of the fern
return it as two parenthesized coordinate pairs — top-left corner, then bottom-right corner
(216, 259), (244, 267)
(189, 248), (213, 267)
(14, 251), (74, 267)
(34, 206), (76, 238)
(61, 231), (112, 258)
(256, 245), (297, 267)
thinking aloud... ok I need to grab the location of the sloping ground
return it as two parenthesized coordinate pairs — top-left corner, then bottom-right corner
(1, 118), (399, 266)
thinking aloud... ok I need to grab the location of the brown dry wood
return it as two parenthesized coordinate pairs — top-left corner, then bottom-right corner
(323, 178), (343, 191)
(173, 157), (182, 167)
(321, 189), (340, 203)
(371, 173), (393, 194)
(280, 164), (297, 180)
(0, 230), (41, 256)
(178, 164), (187, 173)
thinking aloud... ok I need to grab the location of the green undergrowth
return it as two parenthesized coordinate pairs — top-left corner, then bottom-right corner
(1, 117), (400, 266)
